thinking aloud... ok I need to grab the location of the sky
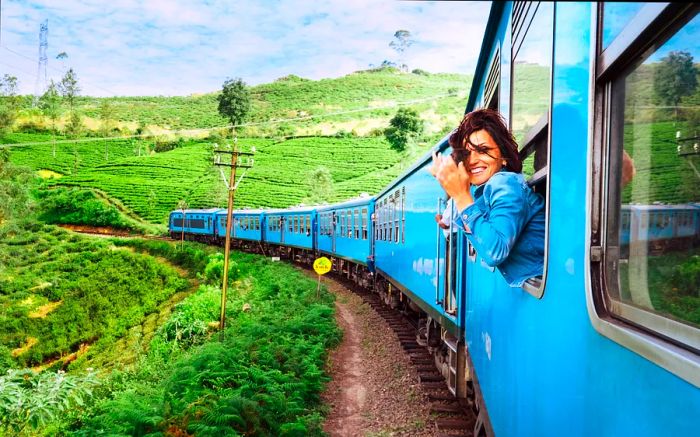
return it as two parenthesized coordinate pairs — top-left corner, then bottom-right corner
(0, 0), (491, 97)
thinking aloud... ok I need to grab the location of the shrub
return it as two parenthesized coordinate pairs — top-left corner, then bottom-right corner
(384, 107), (424, 152)
(672, 255), (700, 295)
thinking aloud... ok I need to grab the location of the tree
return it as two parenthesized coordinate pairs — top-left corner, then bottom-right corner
(384, 107), (424, 152)
(58, 69), (81, 139)
(654, 51), (698, 118)
(58, 68), (80, 112)
(389, 30), (414, 72)
(304, 166), (335, 204)
(0, 74), (20, 136)
(217, 78), (251, 135)
(39, 80), (62, 157)
(99, 100), (116, 160)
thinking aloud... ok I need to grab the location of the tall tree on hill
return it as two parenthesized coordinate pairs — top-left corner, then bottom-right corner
(389, 30), (414, 72)
(0, 74), (20, 137)
(384, 107), (424, 152)
(653, 51), (698, 119)
(217, 78), (251, 136)
(39, 80), (62, 157)
(305, 166), (335, 204)
(58, 68), (82, 138)
(100, 100), (115, 161)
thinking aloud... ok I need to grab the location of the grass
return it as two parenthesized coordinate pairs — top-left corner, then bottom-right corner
(0, 223), (189, 370)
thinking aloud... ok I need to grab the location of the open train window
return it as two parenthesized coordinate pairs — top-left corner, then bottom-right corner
(592, 3), (700, 384)
(510, 0), (553, 298)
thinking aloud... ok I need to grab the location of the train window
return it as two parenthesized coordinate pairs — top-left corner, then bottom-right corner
(511, 1), (553, 187)
(352, 209), (357, 239)
(601, 3), (646, 50)
(340, 211), (345, 237)
(394, 190), (400, 243)
(350, 211), (354, 238)
(510, 1), (553, 297)
(362, 208), (368, 240)
(485, 47), (500, 110)
(596, 6), (700, 361)
(401, 187), (406, 244)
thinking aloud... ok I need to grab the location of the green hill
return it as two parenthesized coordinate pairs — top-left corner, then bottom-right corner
(4, 68), (470, 224)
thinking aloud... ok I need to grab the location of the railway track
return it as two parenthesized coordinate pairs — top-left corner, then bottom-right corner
(330, 274), (477, 437)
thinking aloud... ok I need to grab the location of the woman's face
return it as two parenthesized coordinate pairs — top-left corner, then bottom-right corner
(465, 129), (504, 186)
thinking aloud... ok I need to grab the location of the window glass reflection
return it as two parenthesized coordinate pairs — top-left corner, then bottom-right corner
(511, 2), (553, 178)
(602, 2), (646, 49)
(613, 13), (700, 328)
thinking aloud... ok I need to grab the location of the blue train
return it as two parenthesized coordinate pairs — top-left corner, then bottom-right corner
(170, 3), (700, 435)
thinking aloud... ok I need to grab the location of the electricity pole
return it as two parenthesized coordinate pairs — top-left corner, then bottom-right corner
(214, 141), (255, 340)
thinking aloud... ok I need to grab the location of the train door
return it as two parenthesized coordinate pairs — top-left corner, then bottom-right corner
(331, 211), (337, 252)
(437, 197), (458, 315)
(280, 216), (285, 244)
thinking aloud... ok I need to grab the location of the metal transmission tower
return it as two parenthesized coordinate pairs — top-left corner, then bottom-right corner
(33, 19), (49, 105)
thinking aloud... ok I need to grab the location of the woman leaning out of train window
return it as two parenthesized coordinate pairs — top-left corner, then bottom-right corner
(429, 109), (545, 287)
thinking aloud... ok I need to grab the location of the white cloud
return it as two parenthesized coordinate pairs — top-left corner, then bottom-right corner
(1, 0), (491, 96)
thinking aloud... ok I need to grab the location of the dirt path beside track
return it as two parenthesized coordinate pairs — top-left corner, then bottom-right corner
(317, 273), (438, 437)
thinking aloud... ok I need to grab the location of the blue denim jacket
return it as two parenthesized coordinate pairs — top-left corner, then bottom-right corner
(453, 171), (545, 287)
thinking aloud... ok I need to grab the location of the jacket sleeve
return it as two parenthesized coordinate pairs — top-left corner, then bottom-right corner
(453, 174), (530, 267)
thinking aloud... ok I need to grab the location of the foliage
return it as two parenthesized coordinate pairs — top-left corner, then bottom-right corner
(672, 255), (700, 296)
(0, 154), (35, 226)
(0, 223), (189, 368)
(384, 107), (424, 152)
(0, 74), (20, 135)
(653, 51), (698, 107)
(389, 30), (414, 72)
(35, 187), (132, 229)
(218, 77), (252, 131)
(0, 368), (98, 434)
(76, 251), (341, 436)
(58, 68), (80, 111)
(304, 166), (334, 204)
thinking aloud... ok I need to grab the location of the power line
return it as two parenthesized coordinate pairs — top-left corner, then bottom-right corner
(1, 45), (122, 97)
(0, 92), (457, 148)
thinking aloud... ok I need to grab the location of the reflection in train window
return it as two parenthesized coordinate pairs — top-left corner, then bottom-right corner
(606, 12), (700, 340)
(601, 2), (646, 49)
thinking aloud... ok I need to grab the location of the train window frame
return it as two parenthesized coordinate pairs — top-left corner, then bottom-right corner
(509, 0), (554, 299)
(362, 207), (368, 240)
(401, 187), (406, 244)
(589, 2), (700, 387)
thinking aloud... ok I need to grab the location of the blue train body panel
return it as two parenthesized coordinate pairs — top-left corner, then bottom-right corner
(263, 207), (317, 250)
(373, 144), (465, 336)
(463, 3), (699, 436)
(317, 196), (375, 267)
(169, 208), (223, 236)
(215, 209), (265, 242)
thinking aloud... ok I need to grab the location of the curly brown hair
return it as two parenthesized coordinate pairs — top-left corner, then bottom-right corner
(448, 109), (522, 173)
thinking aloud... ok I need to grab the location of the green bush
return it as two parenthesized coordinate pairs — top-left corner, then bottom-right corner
(672, 255), (700, 295)
(36, 187), (130, 229)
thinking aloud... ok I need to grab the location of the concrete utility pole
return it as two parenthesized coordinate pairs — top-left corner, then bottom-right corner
(213, 141), (255, 340)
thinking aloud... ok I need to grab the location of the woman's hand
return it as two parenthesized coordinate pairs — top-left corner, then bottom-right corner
(429, 151), (473, 210)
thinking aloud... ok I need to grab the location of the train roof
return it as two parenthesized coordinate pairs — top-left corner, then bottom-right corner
(218, 209), (266, 215)
(316, 195), (374, 212)
(170, 208), (224, 216)
(264, 205), (318, 214)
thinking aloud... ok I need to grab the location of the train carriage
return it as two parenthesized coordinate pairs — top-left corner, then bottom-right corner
(458, 2), (700, 436)
(263, 206), (317, 264)
(316, 196), (374, 287)
(168, 208), (223, 242)
(215, 209), (265, 252)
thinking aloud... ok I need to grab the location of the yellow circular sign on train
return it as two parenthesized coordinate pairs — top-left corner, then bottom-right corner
(313, 257), (332, 275)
